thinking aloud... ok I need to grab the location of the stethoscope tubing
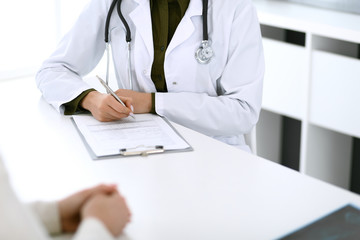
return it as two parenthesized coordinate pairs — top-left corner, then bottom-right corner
(105, 0), (209, 43)
(117, 0), (131, 42)
(104, 0), (213, 89)
(202, 0), (209, 41)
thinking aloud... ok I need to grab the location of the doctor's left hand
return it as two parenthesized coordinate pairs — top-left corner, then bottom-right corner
(115, 89), (152, 114)
(57, 184), (117, 233)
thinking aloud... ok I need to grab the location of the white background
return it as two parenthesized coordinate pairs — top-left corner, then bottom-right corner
(0, 0), (90, 80)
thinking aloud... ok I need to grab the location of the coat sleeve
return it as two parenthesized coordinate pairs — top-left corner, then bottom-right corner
(155, 0), (264, 138)
(35, 0), (108, 114)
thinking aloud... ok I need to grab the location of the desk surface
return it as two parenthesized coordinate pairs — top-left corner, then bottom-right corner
(1, 77), (360, 240)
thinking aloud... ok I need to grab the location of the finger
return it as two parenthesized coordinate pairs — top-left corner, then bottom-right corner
(107, 94), (132, 114)
(119, 96), (133, 112)
(97, 101), (129, 121)
(76, 184), (116, 202)
(95, 115), (116, 122)
(88, 184), (118, 197)
(98, 184), (117, 194)
(114, 89), (129, 97)
(94, 184), (117, 192)
(93, 98), (126, 122)
(104, 107), (129, 120)
(115, 193), (131, 213)
(107, 96), (131, 117)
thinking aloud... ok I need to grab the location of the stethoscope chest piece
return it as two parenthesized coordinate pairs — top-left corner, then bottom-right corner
(195, 40), (214, 64)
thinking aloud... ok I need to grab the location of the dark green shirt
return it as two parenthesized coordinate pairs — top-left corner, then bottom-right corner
(63, 0), (190, 114)
(150, 0), (190, 92)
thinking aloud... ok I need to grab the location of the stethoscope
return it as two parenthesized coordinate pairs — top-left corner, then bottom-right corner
(104, 0), (214, 89)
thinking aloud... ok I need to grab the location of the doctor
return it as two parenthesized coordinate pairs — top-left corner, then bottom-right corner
(36, 0), (264, 151)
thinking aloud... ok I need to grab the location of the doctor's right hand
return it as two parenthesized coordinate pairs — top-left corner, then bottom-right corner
(80, 91), (133, 122)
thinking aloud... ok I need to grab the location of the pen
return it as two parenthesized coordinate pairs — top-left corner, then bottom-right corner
(96, 75), (135, 119)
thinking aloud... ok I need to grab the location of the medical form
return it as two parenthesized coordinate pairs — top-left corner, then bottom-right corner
(72, 114), (191, 158)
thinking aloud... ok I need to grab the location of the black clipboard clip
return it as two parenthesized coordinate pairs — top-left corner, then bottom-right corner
(119, 145), (164, 157)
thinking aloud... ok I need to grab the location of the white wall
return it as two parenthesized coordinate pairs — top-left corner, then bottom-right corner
(0, 0), (90, 80)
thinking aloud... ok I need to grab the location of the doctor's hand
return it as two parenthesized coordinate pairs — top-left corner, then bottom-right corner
(80, 91), (133, 122)
(81, 191), (131, 237)
(115, 89), (152, 114)
(58, 184), (117, 233)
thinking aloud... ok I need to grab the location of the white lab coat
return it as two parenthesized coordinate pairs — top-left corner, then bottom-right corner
(36, 0), (264, 150)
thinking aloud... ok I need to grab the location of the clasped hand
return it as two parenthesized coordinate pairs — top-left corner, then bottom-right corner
(58, 184), (131, 237)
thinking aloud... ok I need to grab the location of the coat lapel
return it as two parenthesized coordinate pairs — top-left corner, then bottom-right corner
(166, 0), (203, 56)
(129, 0), (154, 59)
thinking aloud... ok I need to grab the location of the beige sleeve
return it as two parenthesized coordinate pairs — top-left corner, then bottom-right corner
(29, 201), (62, 235)
(0, 157), (50, 240)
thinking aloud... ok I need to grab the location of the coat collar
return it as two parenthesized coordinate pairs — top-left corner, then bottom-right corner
(166, 0), (203, 56)
(128, 0), (154, 58)
(128, 0), (204, 58)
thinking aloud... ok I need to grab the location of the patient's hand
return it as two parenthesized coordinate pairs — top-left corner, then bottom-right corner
(81, 190), (131, 236)
(58, 184), (117, 232)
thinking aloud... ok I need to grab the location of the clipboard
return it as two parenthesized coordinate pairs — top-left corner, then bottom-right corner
(71, 113), (193, 160)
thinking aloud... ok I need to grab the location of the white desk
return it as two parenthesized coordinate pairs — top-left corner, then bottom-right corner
(1, 77), (360, 240)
